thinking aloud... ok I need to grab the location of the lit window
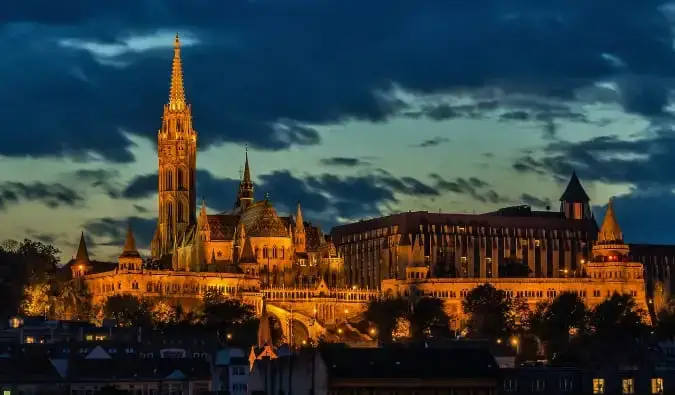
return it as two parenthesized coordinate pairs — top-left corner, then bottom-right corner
(503, 380), (518, 392)
(622, 378), (634, 394)
(25, 336), (35, 344)
(4, 390), (11, 395)
(652, 378), (664, 394)
(593, 378), (605, 394)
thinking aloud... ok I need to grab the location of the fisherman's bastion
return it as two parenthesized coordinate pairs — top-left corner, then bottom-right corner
(66, 34), (658, 345)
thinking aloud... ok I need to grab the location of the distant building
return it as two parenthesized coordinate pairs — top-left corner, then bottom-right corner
(248, 344), (500, 394)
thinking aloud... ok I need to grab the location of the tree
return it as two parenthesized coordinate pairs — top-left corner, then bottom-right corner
(655, 301), (675, 341)
(203, 288), (226, 307)
(408, 297), (451, 341)
(584, 292), (649, 365)
(200, 298), (258, 345)
(462, 283), (513, 340)
(103, 295), (151, 327)
(362, 296), (408, 344)
(151, 300), (177, 328)
(529, 292), (588, 360)
(51, 278), (93, 320)
(0, 239), (61, 319)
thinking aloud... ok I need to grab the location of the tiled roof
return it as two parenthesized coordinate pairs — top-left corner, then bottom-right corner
(331, 210), (598, 242)
(207, 214), (240, 241)
(0, 355), (63, 383)
(68, 358), (211, 381)
(240, 201), (289, 238)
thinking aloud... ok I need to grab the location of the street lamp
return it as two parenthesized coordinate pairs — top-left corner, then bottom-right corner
(510, 337), (520, 354)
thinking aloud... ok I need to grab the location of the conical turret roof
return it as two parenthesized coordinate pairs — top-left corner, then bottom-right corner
(120, 223), (141, 258)
(598, 199), (623, 243)
(560, 171), (590, 202)
(74, 232), (90, 266)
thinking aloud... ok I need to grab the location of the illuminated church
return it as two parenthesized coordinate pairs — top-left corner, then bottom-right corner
(147, 34), (342, 287)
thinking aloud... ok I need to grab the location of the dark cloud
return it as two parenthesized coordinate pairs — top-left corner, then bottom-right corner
(593, 189), (675, 244)
(512, 129), (675, 188)
(84, 216), (157, 250)
(0, 181), (84, 210)
(320, 157), (369, 167)
(2, 0), (675, 161)
(521, 193), (552, 209)
(429, 174), (507, 204)
(412, 137), (449, 148)
(120, 167), (446, 233)
(71, 169), (121, 198)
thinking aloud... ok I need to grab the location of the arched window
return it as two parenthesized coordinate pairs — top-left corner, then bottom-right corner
(167, 202), (173, 223)
(166, 169), (173, 190)
(263, 247), (268, 259)
(177, 201), (184, 222)
(272, 246), (277, 258)
(177, 168), (185, 189)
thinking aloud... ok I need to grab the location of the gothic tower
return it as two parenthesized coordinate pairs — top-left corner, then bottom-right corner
(294, 201), (306, 253)
(155, 33), (198, 257)
(560, 171), (591, 220)
(235, 150), (255, 211)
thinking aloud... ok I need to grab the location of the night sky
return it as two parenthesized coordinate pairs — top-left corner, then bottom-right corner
(3, 0), (675, 261)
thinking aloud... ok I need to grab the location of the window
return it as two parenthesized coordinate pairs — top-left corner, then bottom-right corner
(4, 390), (11, 395)
(503, 380), (518, 392)
(177, 168), (184, 189)
(622, 378), (634, 394)
(532, 379), (545, 392)
(177, 201), (184, 222)
(593, 378), (605, 394)
(232, 383), (247, 391)
(560, 377), (573, 392)
(652, 378), (664, 394)
(167, 202), (173, 223)
(25, 336), (35, 344)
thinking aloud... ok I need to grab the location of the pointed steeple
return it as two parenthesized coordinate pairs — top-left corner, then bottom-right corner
(120, 223), (141, 258)
(258, 299), (272, 346)
(560, 171), (590, 202)
(235, 148), (255, 210)
(243, 148), (251, 184)
(295, 201), (305, 232)
(598, 199), (623, 243)
(592, 198), (629, 259)
(559, 171), (592, 220)
(75, 232), (90, 265)
(168, 33), (186, 111)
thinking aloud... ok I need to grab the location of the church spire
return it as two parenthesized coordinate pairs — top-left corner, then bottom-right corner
(168, 33), (186, 111)
(235, 148), (255, 210)
(121, 223), (141, 258)
(559, 171), (592, 220)
(75, 232), (90, 265)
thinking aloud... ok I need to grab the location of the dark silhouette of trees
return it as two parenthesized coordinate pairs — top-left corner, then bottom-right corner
(103, 295), (151, 327)
(462, 283), (515, 340)
(409, 297), (451, 341)
(362, 297), (409, 344)
(530, 292), (588, 360)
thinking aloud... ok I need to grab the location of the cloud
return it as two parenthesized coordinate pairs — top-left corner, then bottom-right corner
(84, 216), (157, 249)
(512, 128), (675, 188)
(120, 168), (449, 233)
(2, 0), (675, 161)
(412, 137), (449, 148)
(429, 174), (507, 204)
(0, 181), (84, 210)
(520, 193), (552, 209)
(320, 157), (370, 167)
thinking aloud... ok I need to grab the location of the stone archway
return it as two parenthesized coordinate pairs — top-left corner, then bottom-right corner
(265, 303), (325, 342)
(289, 319), (310, 346)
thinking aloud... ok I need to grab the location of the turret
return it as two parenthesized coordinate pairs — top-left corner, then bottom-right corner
(119, 223), (143, 271)
(294, 201), (306, 253)
(70, 232), (91, 278)
(560, 171), (592, 220)
(592, 199), (629, 261)
(235, 149), (255, 210)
